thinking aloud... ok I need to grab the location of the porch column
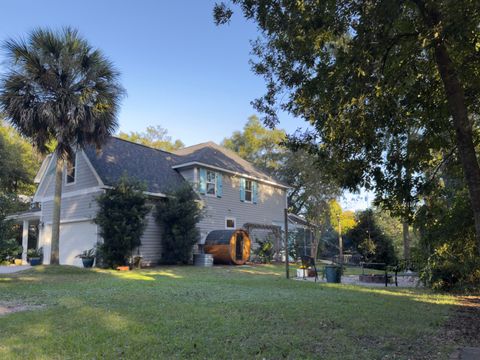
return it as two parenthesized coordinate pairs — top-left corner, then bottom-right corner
(22, 220), (29, 264)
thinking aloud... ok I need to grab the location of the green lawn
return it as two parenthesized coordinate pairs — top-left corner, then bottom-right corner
(0, 264), (459, 359)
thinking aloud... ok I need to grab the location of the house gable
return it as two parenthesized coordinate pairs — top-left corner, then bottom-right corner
(34, 150), (102, 201)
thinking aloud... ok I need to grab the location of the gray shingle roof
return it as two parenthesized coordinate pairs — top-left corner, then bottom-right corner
(84, 137), (186, 194)
(172, 142), (287, 187)
(84, 138), (288, 194)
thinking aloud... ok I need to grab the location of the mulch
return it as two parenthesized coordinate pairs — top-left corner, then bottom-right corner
(444, 296), (480, 347)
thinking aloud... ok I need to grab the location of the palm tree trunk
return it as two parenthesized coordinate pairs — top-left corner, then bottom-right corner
(50, 155), (63, 265)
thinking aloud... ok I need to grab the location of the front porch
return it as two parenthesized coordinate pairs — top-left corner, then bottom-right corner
(7, 209), (41, 265)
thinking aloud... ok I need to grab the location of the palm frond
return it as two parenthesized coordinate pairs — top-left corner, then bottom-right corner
(0, 27), (125, 157)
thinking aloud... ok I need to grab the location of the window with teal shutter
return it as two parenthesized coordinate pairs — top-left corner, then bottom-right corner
(216, 173), (223, 198)
(240, 178), (245, 202)
(199, 168), (207, 194)
(252, 181), (258, 204)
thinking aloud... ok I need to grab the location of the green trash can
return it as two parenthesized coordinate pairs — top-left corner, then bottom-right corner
(325, 265), (342, 283)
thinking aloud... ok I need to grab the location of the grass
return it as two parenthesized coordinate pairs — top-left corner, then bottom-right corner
(0, 264), (460, 359)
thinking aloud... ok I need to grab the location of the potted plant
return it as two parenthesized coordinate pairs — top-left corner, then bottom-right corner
(27, 247), (43, 266)
(76, 248), (96, 268)
(324, 264), (343, 283)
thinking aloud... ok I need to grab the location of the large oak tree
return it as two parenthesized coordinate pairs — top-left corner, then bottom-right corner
(215, 0), (480, 255)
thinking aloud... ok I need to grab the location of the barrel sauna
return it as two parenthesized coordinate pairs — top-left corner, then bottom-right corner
(204, 229), (251, 265)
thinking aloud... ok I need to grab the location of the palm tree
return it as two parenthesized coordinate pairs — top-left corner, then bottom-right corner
(0, 28), (124, 264)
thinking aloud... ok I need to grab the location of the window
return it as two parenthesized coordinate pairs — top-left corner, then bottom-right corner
(206, 170), (216, 196)
(244, 180), (252, 202)
(225, 217), (236, 229)
(65, 153), (76, 184)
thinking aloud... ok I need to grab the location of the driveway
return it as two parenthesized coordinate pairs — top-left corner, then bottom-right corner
(0, 265), (31, 274)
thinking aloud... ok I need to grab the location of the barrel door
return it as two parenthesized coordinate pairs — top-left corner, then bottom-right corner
(235, 233), (243, 261)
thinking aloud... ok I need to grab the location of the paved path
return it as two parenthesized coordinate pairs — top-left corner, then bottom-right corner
(0, 265), (31, 274)
(450, 347), (480, 359)
(295, 274), (422, 288)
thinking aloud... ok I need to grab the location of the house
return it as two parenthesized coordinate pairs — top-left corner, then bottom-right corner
(10, 137), (288, 266)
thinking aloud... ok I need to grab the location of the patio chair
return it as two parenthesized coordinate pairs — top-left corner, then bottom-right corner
(300, 256), (319, 282)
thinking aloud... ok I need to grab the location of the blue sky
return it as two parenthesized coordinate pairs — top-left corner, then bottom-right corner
(0, 0), (301, 145)
(0, 0), (370, 210)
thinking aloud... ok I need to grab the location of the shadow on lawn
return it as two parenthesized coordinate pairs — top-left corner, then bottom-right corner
(1, 264), (477, 359)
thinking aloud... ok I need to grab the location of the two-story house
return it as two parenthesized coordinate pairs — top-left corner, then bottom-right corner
(12, 137), (288, 266)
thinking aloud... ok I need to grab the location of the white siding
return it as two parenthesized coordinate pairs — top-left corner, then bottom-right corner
(41, 191), (102, 223)
(138, 207), (162, 266)
(189, 167), (286, 241)
(37, 151), (100, 199)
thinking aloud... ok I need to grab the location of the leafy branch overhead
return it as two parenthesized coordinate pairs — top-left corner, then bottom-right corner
(214, 0), (480, 255)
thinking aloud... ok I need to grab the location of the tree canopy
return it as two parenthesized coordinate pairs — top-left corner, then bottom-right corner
(0, 118), (42, 195)
(214, 0), (480, 255)
(118, 125), (184, 152)
(222, 115), (286, 174)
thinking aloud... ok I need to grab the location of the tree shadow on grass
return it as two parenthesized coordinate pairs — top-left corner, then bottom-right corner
(0, 264), (476, 359)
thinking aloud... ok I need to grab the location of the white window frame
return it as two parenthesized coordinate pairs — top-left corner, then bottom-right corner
(244, 179), (253, 203)
(225, 217), (236, 230)
(65, 152), (77, 186)
(206, 170), (217, 197)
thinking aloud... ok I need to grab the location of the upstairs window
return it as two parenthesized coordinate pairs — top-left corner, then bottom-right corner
(65, 154), (76, 184)
(245, 180), (253, 202)
(240, 178), (258, 204)
(206, 170), (216, 196)
(199, 168), (223, 198)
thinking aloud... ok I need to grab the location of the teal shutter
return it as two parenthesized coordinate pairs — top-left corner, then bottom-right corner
(240, 178), (245, 202)
(216, 173), (223, 198)
(252, 181), (258, 204)
(199, 168), (206, 194)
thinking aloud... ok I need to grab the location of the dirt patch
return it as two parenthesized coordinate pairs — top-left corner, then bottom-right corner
(444, 296), (480, 347)
(0, 302), (45, 316)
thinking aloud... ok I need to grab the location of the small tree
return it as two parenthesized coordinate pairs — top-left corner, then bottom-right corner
(348, 209), (397, 265)
(0, 194), (24, 263)
(156, 185), (202, 264)
(95, 177), (150, 268)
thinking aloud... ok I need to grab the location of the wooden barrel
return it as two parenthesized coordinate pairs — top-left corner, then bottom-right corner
(204, 229), (251, 265)
(193, 253), (213, 267)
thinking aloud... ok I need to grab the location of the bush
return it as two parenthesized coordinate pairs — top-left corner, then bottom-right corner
(156, 185), (202, 264)
(420, 242), (480, 292)
(0, 194), (22, 263)
(95, 177), (150, 268)
(254, 237), (275, 263)
(0, 238), (21, 263)
(415, 183), (480, 292)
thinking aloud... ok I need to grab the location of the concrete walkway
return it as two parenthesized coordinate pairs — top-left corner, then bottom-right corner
(295, 274), (422, 288)
(0, 265), (31, 274)
(450, 347), (480, 359)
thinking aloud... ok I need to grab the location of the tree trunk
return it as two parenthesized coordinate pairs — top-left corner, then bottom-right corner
(433, 43), (480, 256)
(50, 155), (64, 265)
(416, 1), (480, 256)
(402, 221), (410, 261)
(310, 230), (320, 260)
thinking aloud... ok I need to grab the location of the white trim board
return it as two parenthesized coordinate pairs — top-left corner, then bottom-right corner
(38, 186), (104, 202)
(44, 217), (94, 225)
